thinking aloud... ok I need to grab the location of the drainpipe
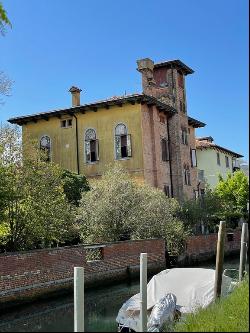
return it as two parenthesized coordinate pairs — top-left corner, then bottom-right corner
(167, 118), (174, 198)
(73, 114), (80, 175)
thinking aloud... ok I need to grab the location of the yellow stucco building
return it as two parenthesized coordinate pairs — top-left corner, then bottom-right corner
(8, 58), (206, 201)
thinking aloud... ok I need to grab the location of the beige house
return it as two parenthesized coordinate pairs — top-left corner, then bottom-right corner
(196, 136), (243, 189)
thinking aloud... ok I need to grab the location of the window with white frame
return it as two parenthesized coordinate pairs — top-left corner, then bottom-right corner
(40, 135), (51, 162)
(184, 164), (191, 185)
(85, 129), (99, 163)
(190, 148), (197, 167)
(115, 124), (132, 159)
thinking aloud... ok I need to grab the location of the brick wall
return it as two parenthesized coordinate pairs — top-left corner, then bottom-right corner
(0, 239), (165, 307)
(182, 230), (241, 264)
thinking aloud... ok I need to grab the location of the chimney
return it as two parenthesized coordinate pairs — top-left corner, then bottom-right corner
(136, 58), (156, 93)
(69, 86), (82, 106)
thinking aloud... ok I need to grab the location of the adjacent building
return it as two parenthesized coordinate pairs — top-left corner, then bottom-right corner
(196, 136), (243, 189)
(8, 58), (206, 201)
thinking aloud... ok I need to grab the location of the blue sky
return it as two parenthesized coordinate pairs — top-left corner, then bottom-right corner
(1, 0), (249, 160)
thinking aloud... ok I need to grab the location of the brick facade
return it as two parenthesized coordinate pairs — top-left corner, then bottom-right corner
(0, 239), (165, 307)
(137, 58), (202, 201)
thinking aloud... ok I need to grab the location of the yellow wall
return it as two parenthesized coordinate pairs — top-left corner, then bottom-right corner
(23, 103), (144, 182)
(196, 148), (234, 189)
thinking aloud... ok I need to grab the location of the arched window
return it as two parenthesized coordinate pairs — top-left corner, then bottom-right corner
(181, 127), (188, 145)
(115, 123), (132, 159)
(85, 129), (99, 163)
(184, 164), (191, 185)
(40, 136), (51, 162)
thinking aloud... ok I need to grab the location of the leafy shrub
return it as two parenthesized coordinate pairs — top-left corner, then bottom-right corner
(77, 165), (188, 255)
(61, 169), (90, 206)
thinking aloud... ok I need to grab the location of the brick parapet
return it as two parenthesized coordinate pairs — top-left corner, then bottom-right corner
(0, 239), (165, 306)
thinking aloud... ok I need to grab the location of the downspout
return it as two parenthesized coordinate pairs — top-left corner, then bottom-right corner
(167, 118), (174, 198)
(73, 114), (80, 175)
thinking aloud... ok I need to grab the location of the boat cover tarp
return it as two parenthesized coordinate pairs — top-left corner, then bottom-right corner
(125, 268), (232, 313)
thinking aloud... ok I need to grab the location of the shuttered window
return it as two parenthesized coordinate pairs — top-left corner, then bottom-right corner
(40, 136), (51, 162)
(161, 138), (170, 161)
(115, 124), (132, 159)
(190, 149), (197, 167)
(85, 129), (99, 163)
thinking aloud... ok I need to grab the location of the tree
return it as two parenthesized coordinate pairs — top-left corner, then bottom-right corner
(77, 165), (188, 255)
(0, 2), (13, 105)
(61, 169), (90, 206)
(178, 188), (222, 234)
(0, 124), (76, 251)
(0, 2), (11, 36)
(215, 171), (249, 225)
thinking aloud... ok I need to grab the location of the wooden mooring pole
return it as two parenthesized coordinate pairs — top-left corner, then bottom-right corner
(140, 253), (147, 332)
(74, 267), (84, 332)
(214, 221), (226, 299)
(239, 222), (248, 281)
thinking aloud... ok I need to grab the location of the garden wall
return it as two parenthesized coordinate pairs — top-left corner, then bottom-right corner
(178, 229), (242, 265)
(0, 239), (165, 308)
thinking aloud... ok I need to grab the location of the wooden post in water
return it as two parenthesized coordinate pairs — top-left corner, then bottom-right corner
(239, 222), (248, 281)
(214, 221), (226, 299)
(140, 253), (147, 332)
(74, 267), (84, 332)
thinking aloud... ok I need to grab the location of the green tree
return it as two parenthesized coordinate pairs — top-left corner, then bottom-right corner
(215, 170), (249, 223)
(78, 165), (188, 255)
(0, 2), (11, 35)
(0, 124), (76, 251)
(178, 188), (222, 234)
(62, 169), (90, 206)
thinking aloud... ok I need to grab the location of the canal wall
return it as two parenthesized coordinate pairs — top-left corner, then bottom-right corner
(177, 229), (242, 265)
(0, 239), (165, 309)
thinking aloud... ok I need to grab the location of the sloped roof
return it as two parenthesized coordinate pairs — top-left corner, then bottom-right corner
(8, 93), (176, 125)
(196, 138), (243, 158)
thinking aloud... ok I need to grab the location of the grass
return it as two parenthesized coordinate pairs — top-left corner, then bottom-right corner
(173, 278), (249, 332)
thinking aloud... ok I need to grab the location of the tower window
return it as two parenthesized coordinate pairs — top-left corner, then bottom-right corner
(161, 138), (170, 161)
(181, 128), (188, 145)
(184, 164), (191, 185)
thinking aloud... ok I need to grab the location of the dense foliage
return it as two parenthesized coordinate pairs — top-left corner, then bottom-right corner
(62, 169), (90, 206)
(0, 124), (87, 251)
(77, 165), (188, 255)
(215, 171), (249, 223)
(178, 188), (221, 234)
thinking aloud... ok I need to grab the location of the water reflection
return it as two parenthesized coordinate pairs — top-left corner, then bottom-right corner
(0, 256), (247, 332)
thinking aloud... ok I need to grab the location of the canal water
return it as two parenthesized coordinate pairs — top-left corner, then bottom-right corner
(0, 256), (248, 332)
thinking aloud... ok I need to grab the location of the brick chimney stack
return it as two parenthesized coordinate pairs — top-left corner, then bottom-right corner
(69, 86), (82, 106)
(136, 58), (156, 94)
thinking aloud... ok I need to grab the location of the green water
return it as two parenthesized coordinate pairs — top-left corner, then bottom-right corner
(0, 256), (248, 332)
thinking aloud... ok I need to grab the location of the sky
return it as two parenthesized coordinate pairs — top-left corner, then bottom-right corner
(0, 0), (249, 161)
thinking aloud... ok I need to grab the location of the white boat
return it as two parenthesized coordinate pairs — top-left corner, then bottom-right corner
(116, 268), (237, 332)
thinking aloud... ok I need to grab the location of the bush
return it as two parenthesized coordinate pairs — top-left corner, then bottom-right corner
(178, 188), (221, 234)
(77, 165), (188, 255)
(61, 169), (90, 206)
